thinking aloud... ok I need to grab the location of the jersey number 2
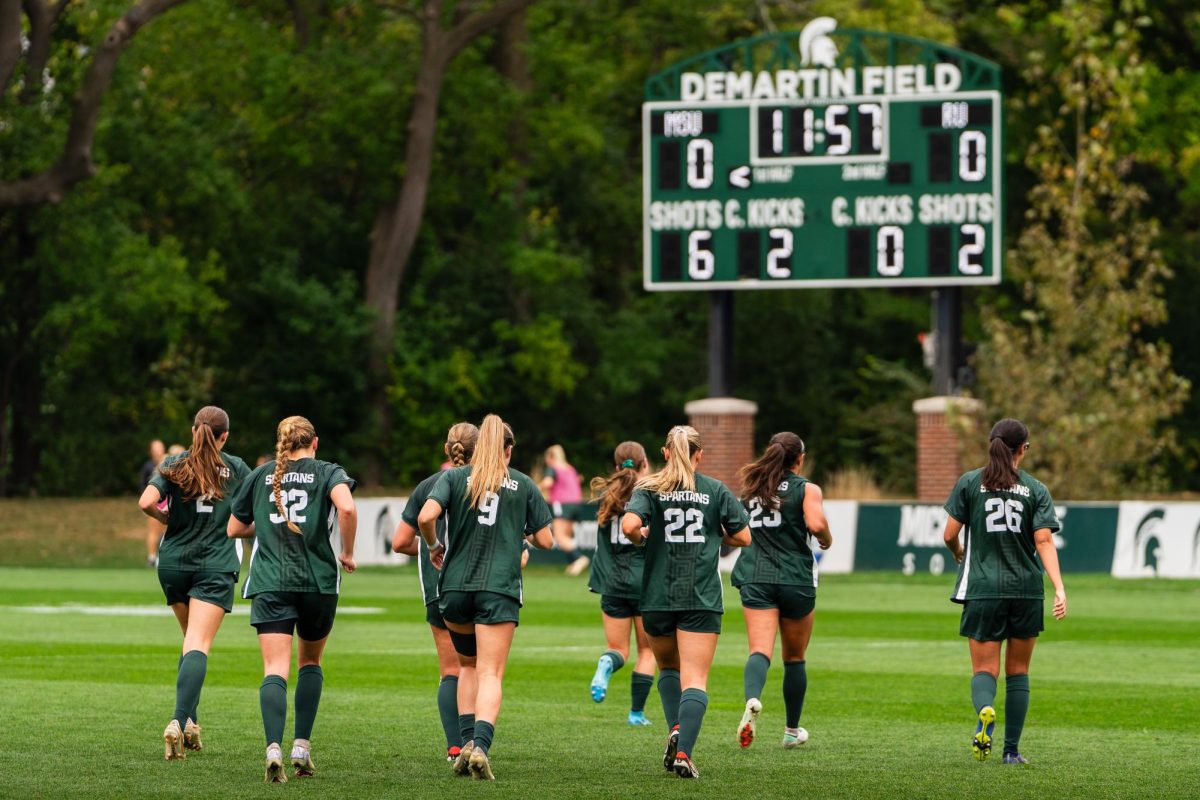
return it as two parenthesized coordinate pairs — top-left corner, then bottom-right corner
(663, 508), (704, 543)
(984, 498), (1022, 533)
(748, 498), (782, 528)
(269, 489), (309, 525)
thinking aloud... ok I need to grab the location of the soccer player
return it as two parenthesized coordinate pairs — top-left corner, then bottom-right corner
(621, 425), (751, 779)
(417, 414), (553, 781)
(139, 438), (167, 567)
(227, 416), (358, 783)
(391, 422), (479, 763)
(541, 444), (589, 575)
(138, 406), (250, 761)
(942, 418), (1067, 765)
(732, 432), (832, 750)
(586, 442), (657, 725)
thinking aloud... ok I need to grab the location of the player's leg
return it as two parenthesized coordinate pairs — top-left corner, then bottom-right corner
(174, 596), (227, 750)
(674, 624), (719, 778)
(779, 598), (816, 747)
(556, 517), (589, 575)
(469, 620), (516, 781)
(592, 606), (631, 703)
(445, 613), (479, 776)
(968, 637), (1002, 761)
(257, 629), (294, 783)
(644, 614), (683, 769)
(291, 624), (332, 778)
(431, 620), (463, 760)
(147, 518), (164, 567)
(629, 615), (656, 725)
(739, 601), (779, 748)
(1001, 635), (1037, 763)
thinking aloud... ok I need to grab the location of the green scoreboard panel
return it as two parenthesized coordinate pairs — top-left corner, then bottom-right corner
(643, 21), (1003, 291)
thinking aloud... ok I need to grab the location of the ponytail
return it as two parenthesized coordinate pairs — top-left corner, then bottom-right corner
(740, 432), (805, 509)
(468, 414), (514, 509)
(159, 405), (230, 502)
(446, 422), (479, 467)
(590, 441), (647, 524)
(637, 425), (701, 494)
(980, 418), (1028, 491)
(273, 415), (317, 534)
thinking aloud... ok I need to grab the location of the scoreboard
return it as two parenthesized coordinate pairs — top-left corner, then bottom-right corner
(643, 21), (1003, 291)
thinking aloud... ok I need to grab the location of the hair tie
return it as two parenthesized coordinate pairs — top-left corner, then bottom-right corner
(620, 458), (635, 469)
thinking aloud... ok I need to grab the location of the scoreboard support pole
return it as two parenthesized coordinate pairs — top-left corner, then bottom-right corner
(708, 290), (734, 396)
(932, 287), (962, 396)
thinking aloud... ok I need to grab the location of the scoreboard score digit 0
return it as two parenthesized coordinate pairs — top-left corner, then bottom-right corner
(642, 20), (1003, 291)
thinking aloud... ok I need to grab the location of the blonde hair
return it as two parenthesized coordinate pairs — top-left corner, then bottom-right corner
(590, 441), (647, 525)
(468, 414), (514, 509)
(159, 406), (230, 502)
(446, 422), (479, 467)
(637, 425), (701, 494)
(545, 444), (566, 465)
(273, 415), (316, 533)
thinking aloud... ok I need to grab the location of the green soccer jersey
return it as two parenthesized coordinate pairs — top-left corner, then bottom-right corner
(588, 504), (645, 600)
(625, 473), (751, 613)
(428, 465), (552, 604)
(731, 473), (816, 591)
(400, 470), (445, 607)
(231, 457), (356, 597)
(943, 468), (1060, 603)
(149, 451), (251, 573)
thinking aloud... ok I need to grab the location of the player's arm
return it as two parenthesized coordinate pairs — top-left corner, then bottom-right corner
(331, 483), (357, 573)
(802, 482), (833, 550)
(621, 511), (647, 544)
(227, 516), (254, 538)
(137, 485), (168, 524)
(417, 499), (445, 549)
(1034, 527), (1067, 620)
(526, 525), (553, 550)
(392, 520), (419, 556)
(943, 516), (965, 563)
(723, 525), (751, 548)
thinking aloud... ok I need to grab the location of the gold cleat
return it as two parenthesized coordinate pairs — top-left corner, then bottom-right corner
(452, 740), (474, 776)
(265, 744), (288, 783)
(291, 746), (315, 778)
(469, 748), (495, 781)
(163, 720), (186, 761)
(183, 719), (202, 752)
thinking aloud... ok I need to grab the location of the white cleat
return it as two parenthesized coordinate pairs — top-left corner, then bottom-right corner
(163, 720), (185, 760)
(291, 743), (315, 777)
(782, 727), (809, 748)
(265, 743), (287, 783)
(737, 698), (762, 748)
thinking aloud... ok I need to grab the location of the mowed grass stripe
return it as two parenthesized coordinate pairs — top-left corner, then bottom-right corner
(0, 568), (1197, 799)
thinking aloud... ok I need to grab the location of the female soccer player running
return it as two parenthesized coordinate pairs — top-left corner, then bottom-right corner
(392, 422), (479, 763)
(621, 425), (751, 779)
(586, 442), (657, 724)
(227, 416), (358, 783)
(417, 414), (553, 781)
(732, 433), (832, 750)
(138, 406), (250, 760)
(942, 418), (1066, 765)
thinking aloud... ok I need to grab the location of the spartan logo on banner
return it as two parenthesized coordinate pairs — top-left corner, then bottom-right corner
(1113, 502), (1200, 578)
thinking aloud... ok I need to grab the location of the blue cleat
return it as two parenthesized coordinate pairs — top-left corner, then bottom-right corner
(972, 706), (996, 762)
(627, 711), (652, 726)
(590, 654), (614, 703)
(1002, 752), (1029, 765)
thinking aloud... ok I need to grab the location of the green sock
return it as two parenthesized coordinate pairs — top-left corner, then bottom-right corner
(743, 651), (771, 702)
(602, 649), (626, 673)
(630, 672), (654, 714)
(657, 669), (681, 731)
(676, 688), (709, 758)
(783, 660), (807, 728)
(172, 650), (207, 728)
(438, 676), (461, 748)
(1003, 673), (1030, 754)
(971, 671), (998, 712)
(294, 665), (323, 740)
(176, 653), (199, 723)
(259, 675), (288, 746)
(458, 713), (476, 744)
(473, 720), (495, 755)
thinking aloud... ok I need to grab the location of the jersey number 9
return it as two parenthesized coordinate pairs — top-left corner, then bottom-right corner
(478, 492), (500, 526)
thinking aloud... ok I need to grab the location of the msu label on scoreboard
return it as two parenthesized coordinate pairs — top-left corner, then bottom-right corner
(643, 18), (1003, 290)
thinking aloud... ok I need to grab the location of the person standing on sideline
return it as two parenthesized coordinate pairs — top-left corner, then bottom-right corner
(586, 441), (657, 725)
(541, 444), (589, 575)
(137, 407), (250, 760)
(943, 418), (1067, 765)
(621, 425), (751, 780)
(733, 432), (832, 750)
(392, 422), (479, 763)
(228, 416), (357, 783)
(417, 415), (553, 781)
(140, 439), (167, 567)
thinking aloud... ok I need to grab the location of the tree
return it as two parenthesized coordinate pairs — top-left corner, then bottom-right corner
(973, 0), (1189, 498)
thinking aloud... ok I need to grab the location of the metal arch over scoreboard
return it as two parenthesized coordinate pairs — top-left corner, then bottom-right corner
(642, 18), (1003, 291)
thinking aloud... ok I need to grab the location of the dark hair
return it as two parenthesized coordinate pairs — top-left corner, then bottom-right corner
(981, 418), (1028, 491)
(739, 432), (806, 509)
(590, 441), (647, 525)
(159, 406), (230, 502)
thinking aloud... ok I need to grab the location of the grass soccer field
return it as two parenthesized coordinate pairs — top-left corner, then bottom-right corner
(0, 567), (1196, 800)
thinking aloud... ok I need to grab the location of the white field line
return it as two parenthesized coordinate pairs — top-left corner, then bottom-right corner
(1, 604), (384, 617)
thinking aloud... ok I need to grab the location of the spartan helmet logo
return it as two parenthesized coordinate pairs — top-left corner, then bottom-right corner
(799, 17), (839, 67)
(1133, 509), (1164, 575)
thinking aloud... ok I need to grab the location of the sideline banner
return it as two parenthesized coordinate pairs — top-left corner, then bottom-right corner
(1113, 502), (1200, 578)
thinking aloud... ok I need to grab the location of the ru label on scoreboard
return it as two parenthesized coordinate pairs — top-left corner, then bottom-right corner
(642, 18), (1003, 291)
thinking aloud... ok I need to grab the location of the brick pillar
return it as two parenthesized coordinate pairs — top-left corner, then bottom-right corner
(913, 396), (983, 502)
(684, 397), (758, 494)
